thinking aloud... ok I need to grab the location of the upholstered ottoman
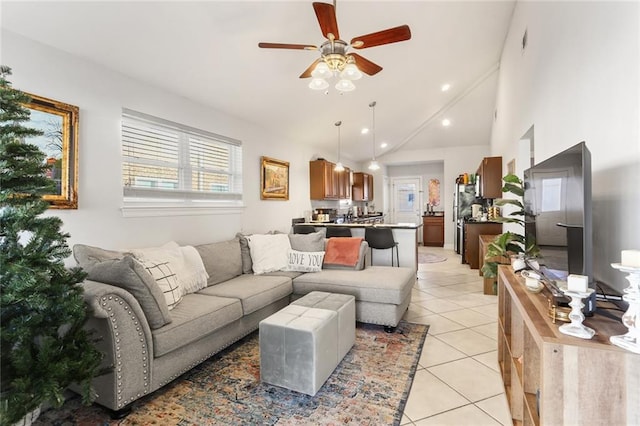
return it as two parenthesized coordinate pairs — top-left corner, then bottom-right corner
(259, 305), (338, 396)
(290, 291), (355, 361)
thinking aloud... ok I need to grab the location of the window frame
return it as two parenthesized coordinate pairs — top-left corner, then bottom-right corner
(121, 108), (244, 217)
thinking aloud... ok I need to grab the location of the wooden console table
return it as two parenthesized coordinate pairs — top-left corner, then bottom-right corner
(497, 266), (639, 425)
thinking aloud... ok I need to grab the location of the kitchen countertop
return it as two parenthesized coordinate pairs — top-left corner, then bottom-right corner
(305, 222), (422, 229)
(422, 212), (445, 217)
(465, 219), (503, 224)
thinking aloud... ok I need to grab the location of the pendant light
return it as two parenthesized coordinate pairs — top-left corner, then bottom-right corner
(368, 101), (380, 171)
(334, 120), (345, 172)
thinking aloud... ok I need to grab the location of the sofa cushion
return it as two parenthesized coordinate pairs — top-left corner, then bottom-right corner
(247, 234), (291, 274)
(197, 274), (292, 315)
(152, 293), (243, 357)
(195, 238), (243, 286)
(262, 270), (304, 279)
(292, 266), (415, 305)
(84, 255), (172, 329)
(288, 231), (325, 252)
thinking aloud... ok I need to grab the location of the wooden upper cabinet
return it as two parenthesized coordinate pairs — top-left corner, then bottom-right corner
(476, 156), (502, 199)
(337, 167), (351, 199)
(309, 160), (350, 200)
(352, 172), (373, 201)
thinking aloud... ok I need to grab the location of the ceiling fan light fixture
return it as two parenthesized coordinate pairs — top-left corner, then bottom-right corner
(368, 160), (380, 171)
(311, 61), (332, 79)
(340, 62), (362, 81)
(334, 162), (345, 172)
(335, 79), (355, 92)
(309, 78), (329, 90)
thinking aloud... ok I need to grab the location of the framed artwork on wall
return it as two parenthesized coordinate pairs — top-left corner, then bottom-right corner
(23, 93), (79, 209)
(260, 156), (289, 200)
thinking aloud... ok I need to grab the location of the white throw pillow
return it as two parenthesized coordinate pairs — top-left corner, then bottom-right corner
(247, 233), (292, 275)
(285, 249), (325, 272)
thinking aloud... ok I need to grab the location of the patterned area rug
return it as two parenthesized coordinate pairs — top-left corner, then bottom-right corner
(418, 253), (447, 263)
(36, 321), (429, 425)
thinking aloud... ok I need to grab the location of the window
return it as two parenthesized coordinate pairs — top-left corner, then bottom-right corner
(122, 109), (242, 208)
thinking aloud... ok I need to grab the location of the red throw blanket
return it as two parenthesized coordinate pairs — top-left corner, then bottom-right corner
(324, 237), (363, 267)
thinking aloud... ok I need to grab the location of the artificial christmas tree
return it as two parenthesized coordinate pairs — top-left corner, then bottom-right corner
(0, 66), (101, 425)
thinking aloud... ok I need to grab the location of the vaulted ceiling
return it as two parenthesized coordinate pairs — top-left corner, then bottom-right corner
(2, 1), (516, 163)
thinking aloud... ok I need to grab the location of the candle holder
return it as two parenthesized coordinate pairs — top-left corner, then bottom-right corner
(558, 288), (596, 339)
(609, 263), (640, 354)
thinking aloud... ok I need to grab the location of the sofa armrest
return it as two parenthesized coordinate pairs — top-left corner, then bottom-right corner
(82, 280), (154, 411)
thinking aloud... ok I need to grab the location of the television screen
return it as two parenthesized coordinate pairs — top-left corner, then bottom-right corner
(523, 142), (592, 286)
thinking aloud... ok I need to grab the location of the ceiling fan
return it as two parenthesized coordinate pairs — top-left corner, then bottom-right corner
(258, 1), (411, 91)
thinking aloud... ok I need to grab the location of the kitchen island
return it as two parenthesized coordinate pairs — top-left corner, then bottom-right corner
(306, 222), (421, 272)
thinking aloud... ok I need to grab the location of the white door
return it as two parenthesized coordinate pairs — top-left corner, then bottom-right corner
(532, 170), (569, 246)
(391, 177), (422, 241)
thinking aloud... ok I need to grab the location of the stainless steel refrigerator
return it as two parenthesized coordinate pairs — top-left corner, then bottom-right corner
(453, 183), (477, 254)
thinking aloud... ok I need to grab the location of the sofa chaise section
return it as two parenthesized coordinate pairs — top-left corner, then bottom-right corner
(291, 266), (415, 328)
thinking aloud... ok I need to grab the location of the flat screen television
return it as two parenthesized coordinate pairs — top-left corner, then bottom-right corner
(523, 142), (595, 313)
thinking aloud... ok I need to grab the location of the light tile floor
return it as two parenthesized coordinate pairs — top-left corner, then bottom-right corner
(400, 246), (512, 426)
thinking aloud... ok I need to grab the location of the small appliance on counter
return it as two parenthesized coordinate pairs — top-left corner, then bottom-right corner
(311, 208), (337, 223)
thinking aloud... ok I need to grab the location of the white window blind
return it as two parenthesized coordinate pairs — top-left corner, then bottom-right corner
(122, 109), (242, 205)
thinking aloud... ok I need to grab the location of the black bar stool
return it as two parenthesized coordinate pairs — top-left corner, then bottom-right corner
(293, 224), (317, 234)
(325, 227), (352, 238)
(364, 227), (399, 266)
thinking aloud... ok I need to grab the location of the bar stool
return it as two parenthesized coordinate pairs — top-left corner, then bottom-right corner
(365, 227), (399, 267)
(325, 227), (352, 238)
(293, 224), (317, 234)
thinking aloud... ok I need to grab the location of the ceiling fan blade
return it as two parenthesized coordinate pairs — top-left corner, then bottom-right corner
(299, 58), (322, 78)
(313, 2), (339, 40)
(350, 25), (411, 49)
(258, 42), (317, 50)
(350, 53), (383, 76)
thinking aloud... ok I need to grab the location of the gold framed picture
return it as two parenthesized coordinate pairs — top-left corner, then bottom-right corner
(260, 156), (289, 200)
(23, 93), (79, 209)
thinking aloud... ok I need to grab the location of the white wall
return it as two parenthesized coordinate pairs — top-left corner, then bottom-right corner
(2, 31), (334, 253)
(490, 1), (640, 291)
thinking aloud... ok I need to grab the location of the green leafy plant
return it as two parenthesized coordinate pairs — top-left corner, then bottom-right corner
(481, 174), (540, 278)
(0, 66), (102, 425)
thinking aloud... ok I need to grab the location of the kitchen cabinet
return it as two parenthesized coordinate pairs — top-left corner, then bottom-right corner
(337, 166), (351, 199)
(309, 160), (350, 200)
(422, 215), (444, 247)
(464, 222), (502, 269)
(352, 172), (373, 201)
(498, 266), (639, 426)
(476, 156), (502, 199)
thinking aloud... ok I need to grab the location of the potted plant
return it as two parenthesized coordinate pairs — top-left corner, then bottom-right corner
(0, 66), (102, 425)
(481, 174), (540, 281)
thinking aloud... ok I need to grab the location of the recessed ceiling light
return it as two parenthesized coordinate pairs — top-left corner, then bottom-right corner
(361, 128), (369, 135)
(441, 83), (451, 92)
(442, 118), (451, 127)
(380, 142), (388, 148)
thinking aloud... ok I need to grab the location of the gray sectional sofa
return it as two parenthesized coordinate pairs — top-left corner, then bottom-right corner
(73, 232), (415, 417)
